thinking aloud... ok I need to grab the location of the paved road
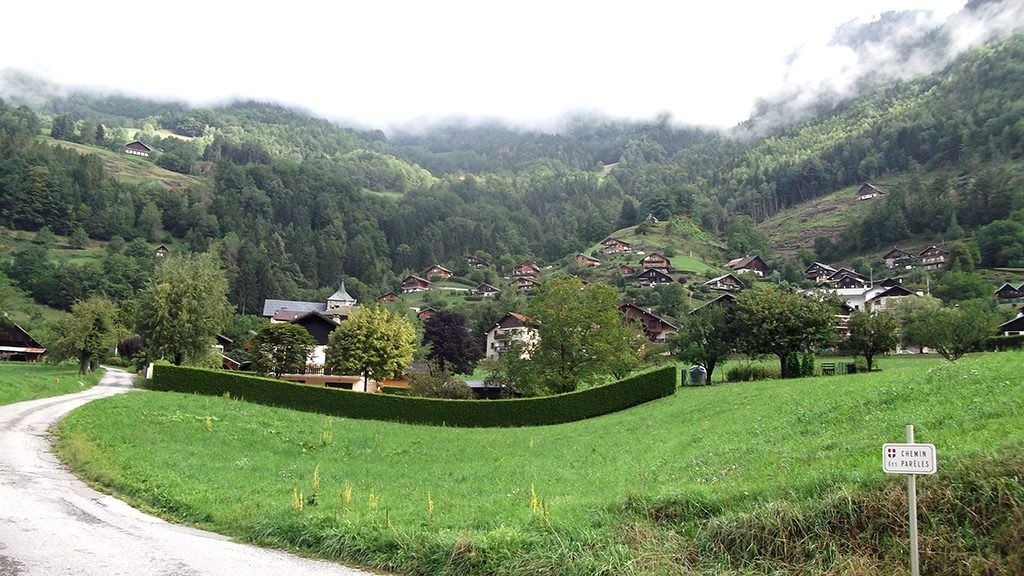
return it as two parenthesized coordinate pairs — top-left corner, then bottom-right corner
(0, 368), (374, 576)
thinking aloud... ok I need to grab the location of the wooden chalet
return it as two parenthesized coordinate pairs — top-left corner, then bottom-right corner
(0, 323), (46, 361)
(833, 274), (868, 289)
(600, 237), (632, 254)
(123, 140), (152, 157)
(805, 262), (837, 282)
(575, 253), (601, 267)
(619, 264), (636, 276)
(467, 256), (489, 269)
(999, 313), (1024, 336)
(640, 252), (671, 270)
(704, 273), (743, 292)
(856, 182), (886, 201)
(154, 244), (170, 257)
(690, 292), (737, 315)
(879, 277), (903, 288)
(919, 246), (948, 271)
(513, 276), (541, 291)
(289, 310), (339, 367)
(995, 282), (1024, 303)
(865, 285), (915, 312)
(416, 308), (437, 322)
(513, 260), (541, 278)
(633, 268), (674, 286)
(401, 275), (432, 293)
(475, 283), (501, 297)
(377, 291), (400, 303)
(619, 303), (678, 343)
(423, 265), (453, 280)
(725, 255), (769, 277)
(882, 247), (915, 269)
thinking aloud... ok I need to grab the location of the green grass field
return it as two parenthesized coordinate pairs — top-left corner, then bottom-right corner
(56, 352), (1024, 575)
(0, 363), (104, 405)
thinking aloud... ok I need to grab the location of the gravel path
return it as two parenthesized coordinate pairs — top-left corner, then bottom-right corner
(0, 368), (375, 576)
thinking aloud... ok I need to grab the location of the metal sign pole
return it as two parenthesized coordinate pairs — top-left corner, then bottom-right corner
(906, 424), (920, 576)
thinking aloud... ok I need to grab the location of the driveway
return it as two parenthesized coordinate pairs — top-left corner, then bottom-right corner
(0, 368), (374, 576)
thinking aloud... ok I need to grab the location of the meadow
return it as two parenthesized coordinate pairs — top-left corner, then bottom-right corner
(56, 352), (1023, 575)
(0, 363), (104, 405)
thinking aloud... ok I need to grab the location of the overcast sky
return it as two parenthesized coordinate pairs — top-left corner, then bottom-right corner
(0, 1), (975, 129)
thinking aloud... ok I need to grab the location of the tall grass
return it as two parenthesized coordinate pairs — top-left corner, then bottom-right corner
(57, 352), (1024, 575)
(0, 363), (103, 405)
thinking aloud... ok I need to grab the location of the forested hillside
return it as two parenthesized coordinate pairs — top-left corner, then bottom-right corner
(2, 10), (1024, 324)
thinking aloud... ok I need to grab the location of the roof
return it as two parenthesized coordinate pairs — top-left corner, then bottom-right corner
(424, 265), (452, 275)
(866, 285), (915, 302)
(619, 302), (679, 331)
(262, 299), (327, 317)
(858, 182), (886, 195)
(998, 314), (1024, 332)
(289, 309), (339, 325)
(476, 283), (500, 292)
(805, 262), (837, 273)
(704, 273), (743, 286)
(882, 247), (913, 258)
(919, 245), (948, 256)
(327, 281), (356, 305)
(690, 292), (737, 314)
(726, 255), (765, 270)
(125, 140), (152, 151)
(601, 237), (630, 246)
(403, 275), (432, 284)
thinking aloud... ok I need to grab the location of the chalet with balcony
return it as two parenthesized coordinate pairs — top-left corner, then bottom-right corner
(401, 275), (433, 293)
(634, 268), (674, 287)
(123, 140), (152, 157)
(513, 260), (541, 278)
(575, 253), (601, 267)
(485, 312), (539, 359)
(919, 246), (948, 271)
(882, 247), (915, 269)
(619, 302), (678, 343)
(416, 308), (437, 322)
(704, 273), (743, 292)
(513, 276), (541, 291)
(423, 265), (453, 280)
(377, 291), (400, 303)
(640, 252), (671, 270)
(805, 262), (837, 282)
(619, 264), (636, 276)
(995, 282), (1024, 303)
(475, 282), (500, 297)
(725, 255), (769, 277)
(600, 237), (632, 254)
(467, 256), (489, 269)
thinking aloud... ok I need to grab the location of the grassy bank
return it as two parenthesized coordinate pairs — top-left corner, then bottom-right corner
(0, 362), (104, 405)
(56, 352), (1024, 575)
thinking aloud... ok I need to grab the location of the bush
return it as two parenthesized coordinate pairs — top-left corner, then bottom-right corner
(149, 364), (677, 428)
(985, 334), (1024, 351)
(725, 364), (781, 382)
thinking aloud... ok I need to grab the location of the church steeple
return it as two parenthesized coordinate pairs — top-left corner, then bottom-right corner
(327, 280), (357, 308)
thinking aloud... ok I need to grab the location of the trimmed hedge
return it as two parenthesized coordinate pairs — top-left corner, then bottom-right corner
(149, 364), (678, 428)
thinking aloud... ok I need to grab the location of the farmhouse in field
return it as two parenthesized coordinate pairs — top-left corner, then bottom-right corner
(575, 253), (601, 267)
(704, 273), (744, 292)
(0, 323), (46, 361)
(725, 255), (769, 277)
(423, 265), (452, 280)
(600, 237), (632, 254)
(123, 140), (153, 157)
(856, 182), (886, 201)
(633, 268), (674, 287)
(640, 252), (671, 271)
(401, 275), (432, 293)
(995, 282), (1024, 303)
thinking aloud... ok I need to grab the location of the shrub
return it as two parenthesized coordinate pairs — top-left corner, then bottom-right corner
(986, 334), (1024, 351)
(149, 364), (677, 428)
(725, 364), (780, 382)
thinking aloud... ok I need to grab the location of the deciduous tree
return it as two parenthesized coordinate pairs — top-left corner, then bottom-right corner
(671, 302), (735, 384)
(902, 299), (1000, 361)
(250, 322), (316, 377)
(54, 296), (121, 374)
(325, 306), (415, 385)
(135, 253), (231, 365)
(422, 310), (482, 375)
(846, 310), (900, 371)
(736, 286), (838, 378)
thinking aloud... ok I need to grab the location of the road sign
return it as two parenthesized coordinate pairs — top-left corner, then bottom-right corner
(882, 443), (937, 475)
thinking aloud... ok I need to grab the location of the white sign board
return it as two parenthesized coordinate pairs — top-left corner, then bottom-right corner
(882, 443), (937, 475)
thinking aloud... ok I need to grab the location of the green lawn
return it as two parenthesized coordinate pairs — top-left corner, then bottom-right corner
(56, 352), (1024, 575)
(0, 363), (104, 405)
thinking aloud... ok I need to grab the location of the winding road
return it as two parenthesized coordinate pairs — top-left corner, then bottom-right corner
(0, 368), (374, 576)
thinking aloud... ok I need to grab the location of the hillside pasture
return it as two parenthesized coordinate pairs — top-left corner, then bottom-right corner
(0, 363), (103, 405)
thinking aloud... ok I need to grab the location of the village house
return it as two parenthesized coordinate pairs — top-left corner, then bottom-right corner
(123, 140), (152, 157)
(485, 312), (539, 359)
(0, 323), (46, 361)
(377, 291), (400, 303)
(513, 276), (541, 292)
(575, 253), (601, 267)
(467, 256), (489, 269)
(882, 247), (915, 269)
(618, 303), (678, 342)
(995, 282), (1024, 303)
(999, 312), (1024, 336)
(513, 260), (541, 278)
(821, 284), (917, 314)
(619, 264), (636, 276)
(600, 237), (632, 254)
(640, 252), (671, 271)
(416, 308), (437, 322)
(633, 268), (675, 287)
(423, 265), (452, 280)
(856, 182), (886, 201)
(919, 246), (949, 271)
(154, 244), (170, 257)
(475, 283), (501, 297)
(401, 275), (432, 293)
(725, 255), (769, 277)
(704, 273), (744, 292)
(804, 262), (837, 283)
